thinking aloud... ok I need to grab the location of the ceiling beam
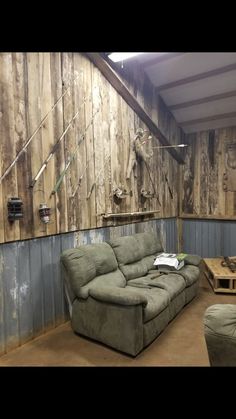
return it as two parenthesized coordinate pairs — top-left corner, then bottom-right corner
(86, 53), (185, 164)
(169, 90), (236, 110)
(141, 52), (186, 69)
(156, 62), (236, 92)
(180, 111), (236, 127)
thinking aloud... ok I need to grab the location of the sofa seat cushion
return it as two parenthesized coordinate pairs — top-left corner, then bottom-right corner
(126, 285), (169, 323)
(177, 265), (200, 287)
(147, 274), (186, 300)
(77, 269), (126, 299)
(127, 272), (166, 288)
(135, 232), (163, 257)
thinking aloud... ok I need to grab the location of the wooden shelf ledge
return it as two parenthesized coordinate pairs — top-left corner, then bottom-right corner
(100, 210), (160, 219)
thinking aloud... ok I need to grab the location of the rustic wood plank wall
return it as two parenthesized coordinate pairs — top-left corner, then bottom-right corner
(0, 52), (182, 244)
(181, 127), (236, 218)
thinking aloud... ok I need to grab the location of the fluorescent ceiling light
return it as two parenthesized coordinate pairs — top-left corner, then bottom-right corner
(108, 53), (144, 62)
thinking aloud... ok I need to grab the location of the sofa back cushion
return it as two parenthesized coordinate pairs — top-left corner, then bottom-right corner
(61, 242), (118, 296)
(81, 243), (118, 275)
(108, 232), (164, 281)
(109, 235), (143, 265)
(135, 231), (163, 257)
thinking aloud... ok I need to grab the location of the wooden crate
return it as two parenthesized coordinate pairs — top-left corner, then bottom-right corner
(204, 258), (236, 294)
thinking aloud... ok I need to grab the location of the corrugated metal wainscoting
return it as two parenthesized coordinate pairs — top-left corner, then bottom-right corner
(0, 218), (177, 355)
(182, 219), (236, 257)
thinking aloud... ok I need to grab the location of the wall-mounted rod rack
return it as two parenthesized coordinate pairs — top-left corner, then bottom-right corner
(100, 210), (160, 219)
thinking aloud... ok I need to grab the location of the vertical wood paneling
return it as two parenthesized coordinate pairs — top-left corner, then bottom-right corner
(50, 52), (68, 233)
(182, 127), (236, 218)
(27, 53), (45, 239)
(0, 53), (20, 243)
(12, 53), (33, 240)
(0, 53), (181, 245)
(84, 57), (96, 228)
(38, 53), (57, 237)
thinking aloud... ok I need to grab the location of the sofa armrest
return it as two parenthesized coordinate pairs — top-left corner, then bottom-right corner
(184, 254), (202, 266)
(89, 286), (148, 307)
(204, 304), (236, 366)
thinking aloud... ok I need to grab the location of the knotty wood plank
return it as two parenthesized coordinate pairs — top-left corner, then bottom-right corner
(12, 53), (34, 240)
(92, 66), (105, 227)
(101, 75), (112, 224)
(199, 131), (208, 215)
(50, 52), (68, 233)
(109, 84), (119, 215)
(85, 59), (96, 228)
(61, 53), (78, 231)
(38, 53), (57, 236)
(73, 53), (89, 230)
(26, 53), (45, 238)
(0, 53), (20, 242)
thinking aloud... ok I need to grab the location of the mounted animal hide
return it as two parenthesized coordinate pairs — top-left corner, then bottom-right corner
(223, 143), (236, 191)
(126, 128), (153, 180)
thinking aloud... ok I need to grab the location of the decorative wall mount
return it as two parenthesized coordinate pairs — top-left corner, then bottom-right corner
(126, 128), (153, 180)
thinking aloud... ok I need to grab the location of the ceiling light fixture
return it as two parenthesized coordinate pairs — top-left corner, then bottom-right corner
(108, 53), (144, 62)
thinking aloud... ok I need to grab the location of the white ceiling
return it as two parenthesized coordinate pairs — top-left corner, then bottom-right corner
(134, 52), (236, 133)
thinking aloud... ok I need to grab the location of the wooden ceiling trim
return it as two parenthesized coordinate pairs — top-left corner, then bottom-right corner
(156, 62), (236, 92)
(180, 111), (236, 126)
(169, 90), (236, 110)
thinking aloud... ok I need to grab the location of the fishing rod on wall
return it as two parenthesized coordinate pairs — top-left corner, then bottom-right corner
(51, 89), (110, 196)
(0, 73), (83, 185)
(50, 107), (100, 196)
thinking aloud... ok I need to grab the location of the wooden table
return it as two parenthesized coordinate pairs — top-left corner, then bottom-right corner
(204, 258), (236, 294)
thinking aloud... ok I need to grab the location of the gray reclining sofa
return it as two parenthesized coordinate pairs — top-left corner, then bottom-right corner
(61, 231), (201, 356)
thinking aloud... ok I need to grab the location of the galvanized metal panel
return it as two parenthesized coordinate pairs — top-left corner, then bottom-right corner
(222, 221), (236, 256)
(17, 241), (33, 345)
(182, 219), (236, 258)
(51, 235), (64, 326)
(0, 246), (5, 355)
(164, 218), (177, 253)
(60, 232), (75, 252)
(0, 219), (181, 355)
(41, 237), (55, 331)
(29, 238), (44, 337)
(2, 243), (19, 352)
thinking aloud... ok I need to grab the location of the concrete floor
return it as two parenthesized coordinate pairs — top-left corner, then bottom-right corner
(0, 276), (235, 366)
